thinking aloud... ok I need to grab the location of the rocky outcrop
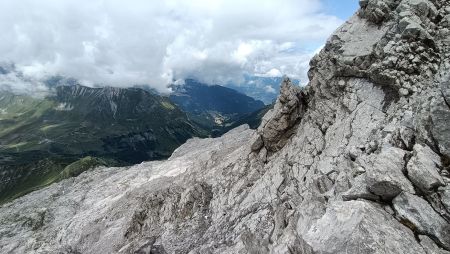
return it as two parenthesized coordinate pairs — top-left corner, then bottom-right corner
(252, 77), (307, 153)
(2, 0), (450, 253)
(432, 78), (450, 159)
(364, 147), (415, 200)
(407, 144), (445, 193)
(393, 192), (450, 249)
(304, 200), (425, 253)
(420, 235), (450, 254)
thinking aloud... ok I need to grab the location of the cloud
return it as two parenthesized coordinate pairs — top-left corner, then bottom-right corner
(0, 0), (346, 93)
(264, 85), (277, 94)
(257, 68), (283, 78)
(0, 64), (50, 98)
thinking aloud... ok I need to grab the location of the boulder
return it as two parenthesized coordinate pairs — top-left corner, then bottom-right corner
(342, 174), (379, 201)
(365, 147), (415, 199)
(397, 0), (437, 20)
(419, 235), (450, 254)
(393, 192), (450, 250)
(407, 144), (445, 193)
(304, 200), (425, 254)
(359, 0), (395, 24)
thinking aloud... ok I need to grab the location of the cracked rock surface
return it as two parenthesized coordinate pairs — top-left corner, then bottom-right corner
(2, 0), (450, 253)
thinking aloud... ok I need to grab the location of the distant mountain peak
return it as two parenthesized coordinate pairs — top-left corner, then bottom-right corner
(168, 79), (265, 130)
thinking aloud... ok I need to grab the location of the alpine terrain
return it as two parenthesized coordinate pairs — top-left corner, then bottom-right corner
(1, 0), (450, 253)
(169, 79), (265, 133)
(0, 84), (207, 203)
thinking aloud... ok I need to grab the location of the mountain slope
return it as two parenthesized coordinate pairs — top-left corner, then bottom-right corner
(169, 79), (265, 129)
(2, 1), (450, 253)
(220, 104), (273, 133)
(0, 85), (206, 203)
(227, 76), (300, 105)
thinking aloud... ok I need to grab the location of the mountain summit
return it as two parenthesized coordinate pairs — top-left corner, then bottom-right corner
(1, 0), (450, 253)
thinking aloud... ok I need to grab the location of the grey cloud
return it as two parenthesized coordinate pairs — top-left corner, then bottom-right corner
(0, 65), (50, 98)
(0, 0), (345, 93)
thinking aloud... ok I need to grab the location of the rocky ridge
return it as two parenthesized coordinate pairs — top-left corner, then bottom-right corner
(1, 0), (450, 253)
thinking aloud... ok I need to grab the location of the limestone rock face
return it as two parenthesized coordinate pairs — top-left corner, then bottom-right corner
(432, 79), (450, 158)
(255, 77), (307, 153)
(2, 0), (450, 253)
(304, 200), (426, 254)
(419, 235), (450, 254)
(393, 192), (450, 250)
(364, 147), (415, 200)
(442, 188), (450, 211)
(407, 144), (445, 193)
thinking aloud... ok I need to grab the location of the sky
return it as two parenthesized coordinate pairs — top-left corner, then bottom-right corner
(0, 0), (359, 94)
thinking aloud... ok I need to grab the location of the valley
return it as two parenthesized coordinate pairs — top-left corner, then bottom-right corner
(0, 81), (270, 203)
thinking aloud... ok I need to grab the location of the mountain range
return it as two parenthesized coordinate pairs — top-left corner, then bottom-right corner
(169, 79), (265, 134)
(228, 76), (301, 104)
(0, 78), (268, 203)
(0, 85), (207, 202)
(2, 1), (450, 253)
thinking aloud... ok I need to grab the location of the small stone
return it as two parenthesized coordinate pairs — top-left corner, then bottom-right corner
(399, 126), (415, 150)
(400, 88), (410, 96)
(356, 166), (366, 174)
(347, 146), (362, 160)
(342, 174), (379, 201)
(251, 135), (264, 152)
(259, 147), (268, 162)
(365, 141), (378, 154)
(384, 205), (395, 215)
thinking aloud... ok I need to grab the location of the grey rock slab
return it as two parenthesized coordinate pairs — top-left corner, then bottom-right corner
(365, 147), (415, 199)
(419, 235), (450, 254)
(441, 187), (450, 212)
(337, 15), (391, 58)
(393, 192), (450, 250)
(304, 200), (425, 254)
(407, 144), (445, 193)
(397, 0), (437, 20)
(432, 79), (450, 158)
(342, 174), (380, 201)
(361, 0), (393, 23)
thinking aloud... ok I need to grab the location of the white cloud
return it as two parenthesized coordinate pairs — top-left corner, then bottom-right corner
(0, 69), (50, 98)
(257, 68), (283, 78)
(0, 0), (345, 92)
(264, 85), (277, 94)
